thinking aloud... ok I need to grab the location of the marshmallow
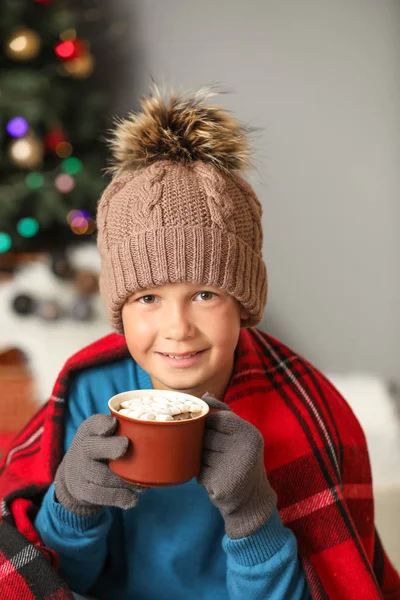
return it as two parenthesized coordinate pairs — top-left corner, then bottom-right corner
(174, 412), (191, 421)
(117, 395), (205, 422)
(156, 414), (174, 422)
(120, 400), (134, 408)
(128, 410), (144, 419)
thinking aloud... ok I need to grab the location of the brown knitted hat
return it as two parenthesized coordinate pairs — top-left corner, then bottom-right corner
(97, 86), (267, 333)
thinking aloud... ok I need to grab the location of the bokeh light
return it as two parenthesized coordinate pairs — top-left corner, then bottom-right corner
(25, 172), (44, 189)
(55, 40), (75, 59)
(67, 209), (87, 224)
(44, 129), (66, 150)
(0, 233), (12, 253)
(6, 117), (29, 138)
(71, 215), (89, 234)
(62, 157), (82, 175)
(60, 29), (77, 41)
(67, 209), (94, 235)
(86, 218), (96, 234)
(17, 218), (39, 238)
(6, 29), (41, 61)
(63, 54), (95, 78)
(55, 141), (73, 158)
(55, 173), (75, 193)
(11, 138), (32, 161)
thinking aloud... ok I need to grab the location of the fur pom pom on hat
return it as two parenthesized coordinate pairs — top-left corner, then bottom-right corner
(106, 85), (253, 176)
(97, 85), (267, 332)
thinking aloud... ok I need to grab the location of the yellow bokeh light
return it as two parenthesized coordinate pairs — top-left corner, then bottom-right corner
(11, 139), (31, 160)
(86, 219), (96, 234)
(64, 54), (95, 78)
(6, 29), (41, 61)
(9, 135), (43, 168)
(10, 36), (28, 52)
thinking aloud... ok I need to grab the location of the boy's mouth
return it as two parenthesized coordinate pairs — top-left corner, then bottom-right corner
(156, 349), (206, 366)
(161, 351), (201, 360)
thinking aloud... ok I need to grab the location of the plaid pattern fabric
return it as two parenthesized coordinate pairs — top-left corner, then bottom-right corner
(0, 519), (73, 600)
(0, 329), (399, 599)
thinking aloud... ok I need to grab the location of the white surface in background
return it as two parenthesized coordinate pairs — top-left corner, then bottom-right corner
(0, 247), (111, 402)
(327, 373), (400, 488)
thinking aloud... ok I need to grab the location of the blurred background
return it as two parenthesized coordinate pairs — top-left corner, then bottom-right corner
(0, 0), (399, 567)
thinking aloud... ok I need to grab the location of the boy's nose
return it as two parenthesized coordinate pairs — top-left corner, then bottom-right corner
(162, 307), (195, 341)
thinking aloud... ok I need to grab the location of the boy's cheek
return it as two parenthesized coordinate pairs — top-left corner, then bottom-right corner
(121, 303), (140, 332)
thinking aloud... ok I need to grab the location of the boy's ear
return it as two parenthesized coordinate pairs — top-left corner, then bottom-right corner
(240, 307), (250, 321)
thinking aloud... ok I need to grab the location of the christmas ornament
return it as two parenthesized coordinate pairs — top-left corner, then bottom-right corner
(12, 293), (36, 316)
(6, 29), (41, 61)
(73, 270), (98, 296)
(37, 299), (62, 321)
(9, 134), (44, 169)
(6, 117), (29, 138)
(71, 297), (93, 321)
(63, 54), (95, 78)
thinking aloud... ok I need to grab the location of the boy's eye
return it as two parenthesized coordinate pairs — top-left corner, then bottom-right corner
(195, 291), (216, 301)
(138, 295), (156, 304)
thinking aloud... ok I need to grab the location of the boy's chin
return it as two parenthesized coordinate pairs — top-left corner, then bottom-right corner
(150, 372), (204, 394)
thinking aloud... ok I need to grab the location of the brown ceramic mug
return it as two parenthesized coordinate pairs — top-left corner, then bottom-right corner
(108, 389), (210, 487)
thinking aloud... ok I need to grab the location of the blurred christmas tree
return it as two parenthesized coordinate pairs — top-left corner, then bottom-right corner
(0, 0), (113, 254)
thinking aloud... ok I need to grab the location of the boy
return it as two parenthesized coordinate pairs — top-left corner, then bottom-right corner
(0, 87), (399, 600)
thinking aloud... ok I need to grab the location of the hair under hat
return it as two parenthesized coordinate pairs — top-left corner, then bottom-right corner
(97, 85), (267, 332)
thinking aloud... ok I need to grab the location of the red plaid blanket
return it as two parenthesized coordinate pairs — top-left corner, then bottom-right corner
(0, 328), (399, 599)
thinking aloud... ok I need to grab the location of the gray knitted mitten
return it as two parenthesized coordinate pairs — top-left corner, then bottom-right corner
(198, 393), (277, 539)
(55, 414), (146, 516)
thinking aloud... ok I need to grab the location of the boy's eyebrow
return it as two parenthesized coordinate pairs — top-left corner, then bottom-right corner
(125, 291), (147, 303)
(130, 288), (155, 297)
(127, 291), (146, 301)
(126, 285), (223, 301)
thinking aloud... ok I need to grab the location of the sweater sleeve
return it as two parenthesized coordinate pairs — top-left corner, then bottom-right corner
(223, 509), (311, 600)
(34, 372), (112, 594)
(35, 484), (112, 594)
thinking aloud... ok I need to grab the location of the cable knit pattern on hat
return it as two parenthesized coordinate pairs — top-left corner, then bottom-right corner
(97, 86), (267, 332)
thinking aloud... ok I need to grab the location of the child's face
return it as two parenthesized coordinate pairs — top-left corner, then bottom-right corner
(122, 282), (248, 399)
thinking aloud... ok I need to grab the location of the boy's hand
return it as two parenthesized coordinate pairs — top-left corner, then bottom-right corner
(198, 393), (277, 539)
(54, 414), (146, 516)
